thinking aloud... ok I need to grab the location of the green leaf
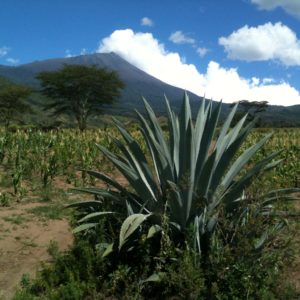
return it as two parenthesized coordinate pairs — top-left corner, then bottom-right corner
(73, 223), (98, 234)
(102, 243), (114, 257)
(65, 200), (102, 209)
(147, 225), (161, 239)
(119, 213), (151, 250)
(142, 272), (165, 283)
(78, 211), (114, 223)
(222, 132), (273, 191)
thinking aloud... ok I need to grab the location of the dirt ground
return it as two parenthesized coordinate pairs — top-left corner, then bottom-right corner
(0, 202), (73, 299)
(0, 172), (127, 300)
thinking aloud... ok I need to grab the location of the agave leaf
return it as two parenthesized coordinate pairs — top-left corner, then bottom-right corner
(222, 151), (282, 210)
(214, 102), (238, 156)
(206, 214), (218, 234)
(111, 122), (158, 196)
(141, 272), (165, 283)
(119, 213), (151, 250)
(85, 170), (138, 204)
(193, 97), (207, 157)
(255, 221), (287, 251)
(142, 97), (172, 165)
(165, 96), (180, 176)
(178, 120), (196, 224)
(196, 150), (217, 200)
(214, 118), (243, 165)
(84, 170), (143, 208)
(167, 180), (185, 226)
(65, 200), (102, 209)
(207, 118), (257, 198)
(222, 132), (273, 191)
(72, 187), (122, 202)
(96, 143), (138, 180)
(227, 114), (250, 147)
(195, 101), (222, 184)
(102, 243), (114, 257)
(84, 170), (127, 192)
(120, 145), (158, 201)
(178, 92), (193, 179)
(193, 215), (201, 254)
(138, 122), (165, 188)
(97, 143), (157, 203)
(147, 224), (162, 239)
(261, 196), (297, 207)
(125, 200), (134, 215)
(137, 110), (174, 184)
(193, 208), (209, 255)
(263, 158), (283, 171)
(262, 188), (300, 198)
(78, 211), (115, 223)
(169, 221), (181, 232)
(73, 223), (98, 234)
(254, 231), (268, 250)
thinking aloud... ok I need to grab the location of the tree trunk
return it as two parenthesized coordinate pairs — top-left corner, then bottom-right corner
(77, 114), (87, 131)
(4, 111), (11, 130)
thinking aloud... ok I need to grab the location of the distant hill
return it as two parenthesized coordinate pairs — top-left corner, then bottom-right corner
(0, 52), (299, 126)
(0, 52), (204, 114)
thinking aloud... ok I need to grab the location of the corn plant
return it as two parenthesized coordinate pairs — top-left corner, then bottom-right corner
(69, 93), (299, 263)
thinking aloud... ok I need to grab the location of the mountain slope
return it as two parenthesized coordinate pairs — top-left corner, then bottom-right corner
(0, 52), (299, 125)
(0, 52), (203, 114)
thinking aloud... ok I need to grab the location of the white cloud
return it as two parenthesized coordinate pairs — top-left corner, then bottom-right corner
(201, 62), (300, 106)
(6, 57), (19, 64)
(169, 31), (195, 44)
(65, 49), (75, 58)
(80, 48), (88, 55)
(251, 0), (300, 18)
(0, 46), (9, 57)
(262, 78), (274, 84)
(196, 47), (209, 57)
(97, 29), (300, 106)
(98, 29), (204, 96)
(219, 22), (300, 66)
(141, 17), (154, 27)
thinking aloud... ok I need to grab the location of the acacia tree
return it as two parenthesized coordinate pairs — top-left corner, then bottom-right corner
(230, 100), (269, 126)
(0, 78), (32, 128)
(37, 65), (124, 130)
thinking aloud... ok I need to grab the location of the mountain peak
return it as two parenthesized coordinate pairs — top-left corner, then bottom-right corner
(0, 53), (299, 125)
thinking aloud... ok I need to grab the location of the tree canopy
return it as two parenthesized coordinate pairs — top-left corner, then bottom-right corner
(234, 100), (269, 114)
(230, 99), (269, 126)
(37, 65), (124, 130)
(0, 77), (32, 128)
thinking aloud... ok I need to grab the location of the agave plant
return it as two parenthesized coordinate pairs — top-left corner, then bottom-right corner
(68, 93), (297, 258)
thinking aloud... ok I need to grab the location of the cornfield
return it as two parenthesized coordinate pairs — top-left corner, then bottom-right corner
(0, 126), (299, 199)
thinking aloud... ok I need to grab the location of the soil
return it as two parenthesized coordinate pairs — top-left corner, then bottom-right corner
(0, 173), (127, 300)
(0, 202), (73, 299)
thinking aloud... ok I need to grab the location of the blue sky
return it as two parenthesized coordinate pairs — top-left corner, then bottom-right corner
(1, 0), (300, 106)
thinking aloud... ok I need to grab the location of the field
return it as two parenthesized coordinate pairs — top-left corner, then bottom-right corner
(0, 126), (299, 299)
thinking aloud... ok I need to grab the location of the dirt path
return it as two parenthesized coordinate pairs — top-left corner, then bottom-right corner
(0, 202), (73, 299)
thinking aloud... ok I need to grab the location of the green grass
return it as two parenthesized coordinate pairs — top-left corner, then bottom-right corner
(21, 240), (38, 248)
(3, 214), (27, 225)
(27, 203), (67, 220)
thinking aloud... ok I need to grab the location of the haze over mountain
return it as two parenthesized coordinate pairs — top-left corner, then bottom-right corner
(0, 52), (299, 126)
